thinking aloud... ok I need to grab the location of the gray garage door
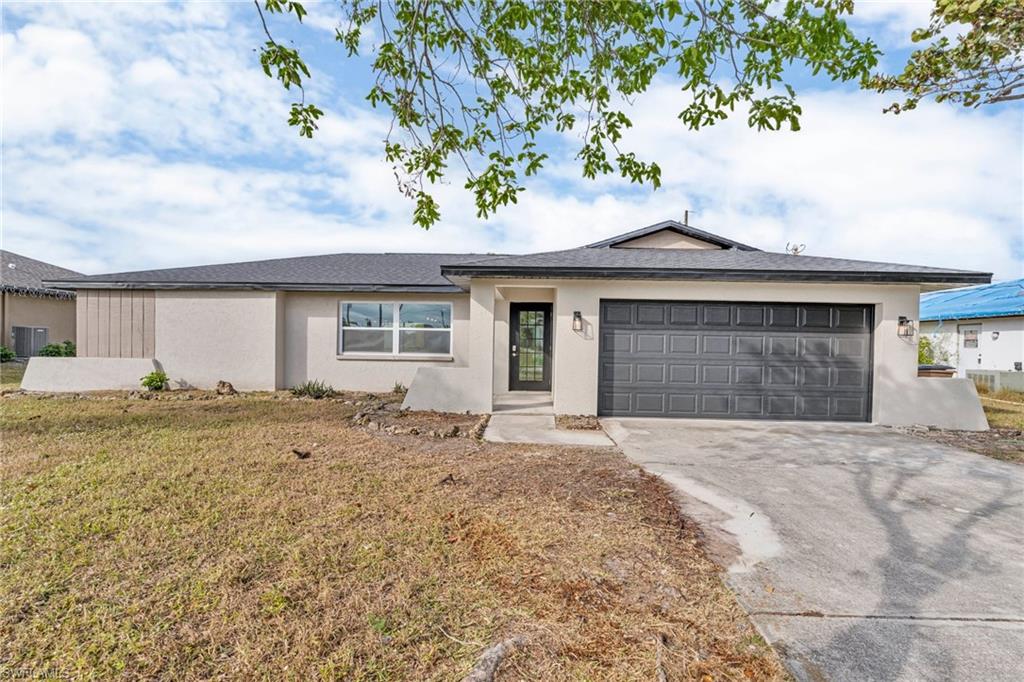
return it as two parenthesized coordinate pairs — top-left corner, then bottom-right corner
(598, 300), (873, 421)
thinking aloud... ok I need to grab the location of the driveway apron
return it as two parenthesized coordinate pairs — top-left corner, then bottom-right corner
(603, 419), (1024, 682)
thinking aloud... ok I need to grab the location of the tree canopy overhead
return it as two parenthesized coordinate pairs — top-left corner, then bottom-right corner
(255, 1), (1021, 228)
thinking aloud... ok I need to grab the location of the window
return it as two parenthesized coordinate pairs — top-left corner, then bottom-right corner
(962, 329), (979, 349)
(339, 302), (452, 356)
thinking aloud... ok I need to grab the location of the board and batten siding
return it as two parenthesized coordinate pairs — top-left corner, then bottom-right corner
(77, 290), (156, 358)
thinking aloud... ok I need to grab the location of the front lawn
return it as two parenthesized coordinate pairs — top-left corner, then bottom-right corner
(0, 361), (26, 391)
(0, 394), (781, 680)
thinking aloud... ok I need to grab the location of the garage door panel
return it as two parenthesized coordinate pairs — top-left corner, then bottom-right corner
(702, 365), (732, 385)
(669, 334), (699, 354)
(702, 335), (732, 354)
(635, 393), (666, 413)
(669, 305), (699, 325)
(635, 364), (666, 383)
(735, 306), (766, 326)
(800, 306), (834, 329)
(701, 395), (731, 414)
(636, 333), (667, 353)
(668, 394), (698, 414)
(734, 365), (765, 385)
(598, 300), (873, 421)
(734, 336), (765, 355)
(735, 395), (764, 415)
(669, 364), (698, 384)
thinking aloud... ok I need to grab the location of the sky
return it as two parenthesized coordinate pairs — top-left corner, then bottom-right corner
(1, 1), (1021, 281)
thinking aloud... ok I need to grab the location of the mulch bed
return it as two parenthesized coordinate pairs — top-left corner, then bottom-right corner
(555, 414), (602, 431)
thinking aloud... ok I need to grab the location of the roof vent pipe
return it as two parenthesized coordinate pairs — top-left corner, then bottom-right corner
(683, 210), (688, 226)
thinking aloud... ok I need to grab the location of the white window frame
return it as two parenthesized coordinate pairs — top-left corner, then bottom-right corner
(338, 301), (453, 357)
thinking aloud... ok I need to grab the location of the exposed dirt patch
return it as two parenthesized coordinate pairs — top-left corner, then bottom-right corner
(893, 425), (1024, 464)
(556, 414), (602, 431)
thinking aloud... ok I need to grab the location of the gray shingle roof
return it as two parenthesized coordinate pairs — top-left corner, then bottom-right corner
(1, 250), (82, 298)
(42, 222), (992, 291)
(47, 253), (504, 292)
(440, 247), (991, 284)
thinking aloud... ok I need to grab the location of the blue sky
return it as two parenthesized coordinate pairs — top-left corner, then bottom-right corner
(2, 1), (1021, 281)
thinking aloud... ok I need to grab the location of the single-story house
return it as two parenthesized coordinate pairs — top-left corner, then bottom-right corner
(30, 220), (992, 428)
(1, 250), (81, 357)
(919, 278), (1024, 388)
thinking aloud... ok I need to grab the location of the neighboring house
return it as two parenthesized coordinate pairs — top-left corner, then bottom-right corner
(31, 220), (991, 428)
(919, 278), (1024, 383)
(0, 250), (81, 357)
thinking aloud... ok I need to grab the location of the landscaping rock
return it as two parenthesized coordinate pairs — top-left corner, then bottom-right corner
(216, 380), (237, 396)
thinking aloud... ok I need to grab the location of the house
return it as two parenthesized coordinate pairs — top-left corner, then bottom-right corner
(28, 220), (992, 429)
(919, 278), (1024, 389)
(1, 250), (81, 357)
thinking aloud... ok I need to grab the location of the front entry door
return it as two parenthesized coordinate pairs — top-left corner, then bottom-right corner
(509, 303), (552, 391)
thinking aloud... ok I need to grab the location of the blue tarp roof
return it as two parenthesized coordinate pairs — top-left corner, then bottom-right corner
(920, 278), (1024, 321)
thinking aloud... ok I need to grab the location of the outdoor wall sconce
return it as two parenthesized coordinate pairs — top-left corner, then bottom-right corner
(572, 310), (584, 332)
(897, 316), (916, 339)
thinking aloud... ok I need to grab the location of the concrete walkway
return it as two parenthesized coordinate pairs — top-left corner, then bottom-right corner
(484, 414), (615, 446)
(603, 418), (1024, 682)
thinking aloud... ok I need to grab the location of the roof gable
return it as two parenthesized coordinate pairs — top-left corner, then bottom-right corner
(1, 250), (82, 298)
(586, 220), (760, 251)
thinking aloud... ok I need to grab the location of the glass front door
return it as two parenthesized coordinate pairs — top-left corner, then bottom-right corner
(509, 303), (552, 391)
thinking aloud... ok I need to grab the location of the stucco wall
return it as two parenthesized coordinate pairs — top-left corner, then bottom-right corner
(476, 278), (928, 424)
(282, 291), (471, 392)
(155, 290), (280, 390)
(920, 316), (1023, 375)
(1, 292), (76, 350)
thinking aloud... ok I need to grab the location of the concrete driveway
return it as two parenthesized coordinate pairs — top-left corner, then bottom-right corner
(603, 419), (1024, 682)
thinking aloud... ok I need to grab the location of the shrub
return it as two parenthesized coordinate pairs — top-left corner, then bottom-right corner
(0, 346), (14, 362)
(291, 380), (336, 399)
(141, 370), (169, 391)
(38, 340), (76, 357)
(393, 381), (407, 395)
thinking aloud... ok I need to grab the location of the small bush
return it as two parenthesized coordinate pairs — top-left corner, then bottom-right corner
(393, 381), (407, 395)
(0, 346), (14, 362)
(141, 370), (169, 391)
(38, 340), (76, 357)
(291, 380), (336, 399)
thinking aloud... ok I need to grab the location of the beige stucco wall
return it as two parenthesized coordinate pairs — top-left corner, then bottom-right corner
(1, 292), (76, 349)
(155, 290), (280, 390)
(475, 278), (925, 424)
(282, 291), (470, 392)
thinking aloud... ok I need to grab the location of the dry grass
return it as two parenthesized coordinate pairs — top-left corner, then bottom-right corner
(0, 362), (26, 391)
(0, 394), (782, 680)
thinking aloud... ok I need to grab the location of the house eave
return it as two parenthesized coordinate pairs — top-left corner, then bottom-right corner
(43, 281), (468, 294)
(438, 266), (992, 286)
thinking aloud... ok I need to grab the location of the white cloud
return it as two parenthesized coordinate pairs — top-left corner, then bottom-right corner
(1, 1), (1020, 284)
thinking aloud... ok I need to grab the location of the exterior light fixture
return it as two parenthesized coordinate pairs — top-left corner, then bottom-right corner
(897, 316), (916, 339)
(572, 310), (584, 332)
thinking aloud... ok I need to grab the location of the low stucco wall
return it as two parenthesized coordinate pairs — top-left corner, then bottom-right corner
(880, 378), (989, 430)
(402, 367), (490, 413)
(21, 357), (158, 392)
(155, 290), (280, 390)
(281, 292), (470, 393)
